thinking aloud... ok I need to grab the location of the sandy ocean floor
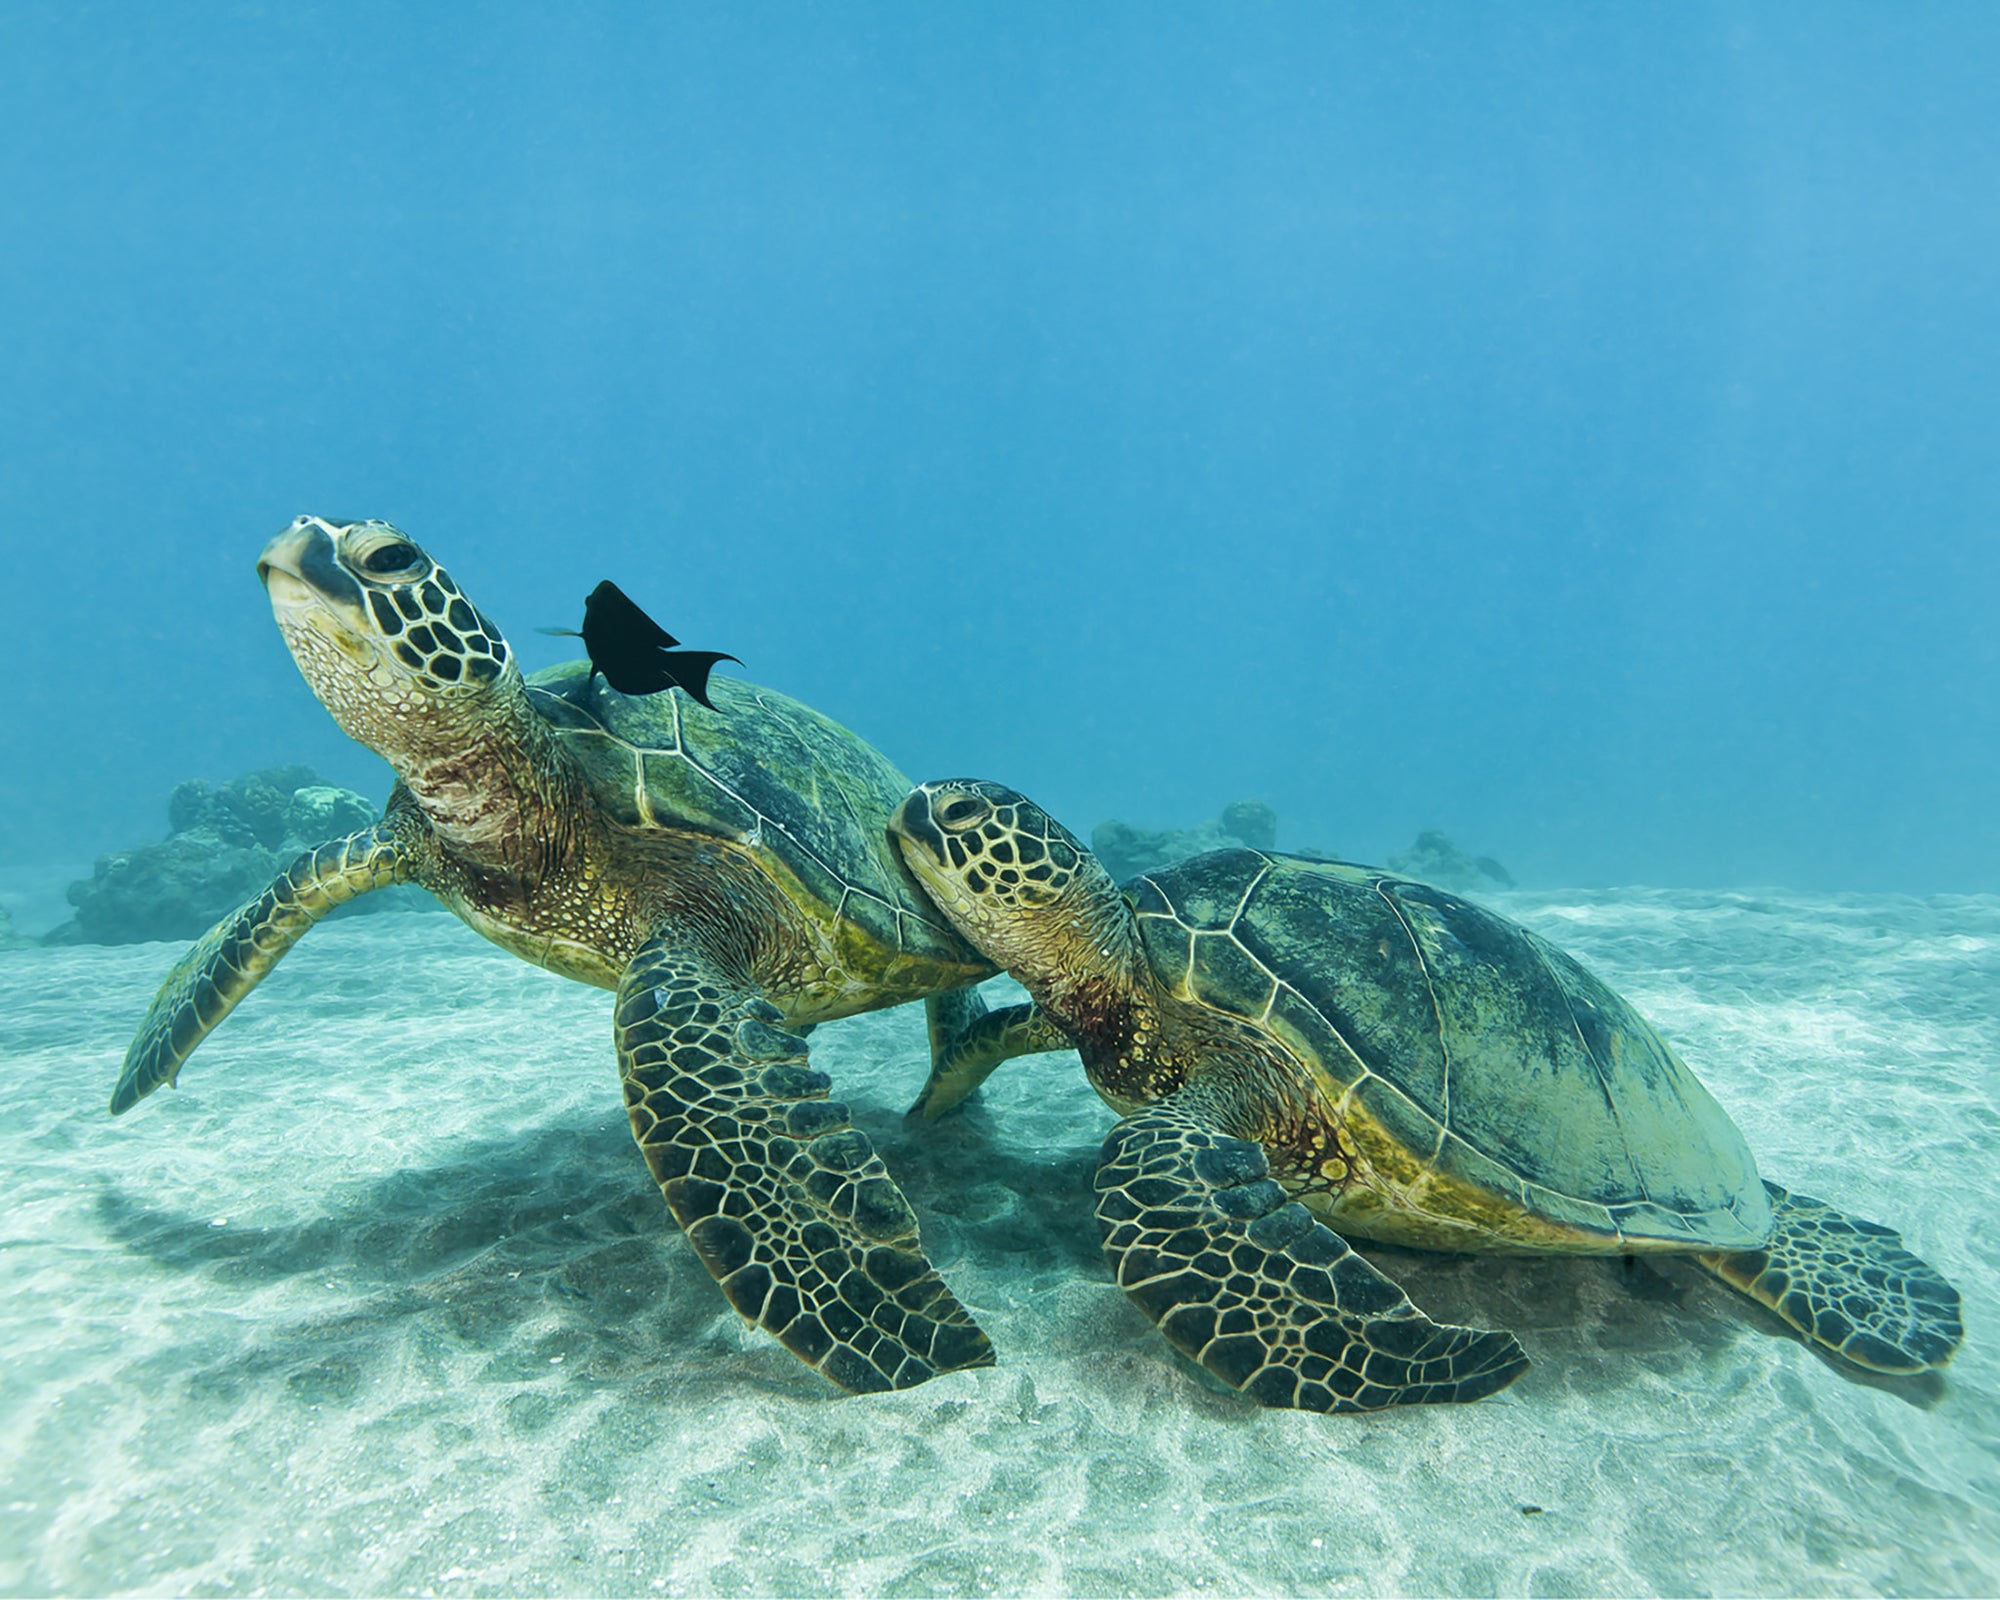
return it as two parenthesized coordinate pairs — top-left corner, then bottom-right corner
(2, 884), (1996, 1597)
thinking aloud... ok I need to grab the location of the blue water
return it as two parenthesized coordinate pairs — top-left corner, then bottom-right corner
(2, 5), (1996, 894)
(2, 7), (1998, 1596)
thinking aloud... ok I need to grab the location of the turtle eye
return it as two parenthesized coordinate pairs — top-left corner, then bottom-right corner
(360, 541), (422, 576)
(935, 794), (991, 831)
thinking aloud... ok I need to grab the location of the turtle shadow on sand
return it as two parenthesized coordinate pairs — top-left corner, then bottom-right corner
(1376, 1239), (1948, 1408)
(92, 1090), (1948, 1412)
(93, 1117), (722, 1403)
(870, 1094), (1107, 1273)
(88, 1091), (1113, 1407)
(95, 1118), (651, 1286)
(899, 1091), (1951, 1410)
(92, 1096), (1108, 1298)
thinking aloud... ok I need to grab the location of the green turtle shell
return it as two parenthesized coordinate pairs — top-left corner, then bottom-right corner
(1127, 850), (1772, 1253)
(527, 662), (985, 988)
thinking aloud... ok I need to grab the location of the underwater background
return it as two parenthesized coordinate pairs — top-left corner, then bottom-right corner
(3, 4), (1998, 899)
(2, 5), (1997, 1596)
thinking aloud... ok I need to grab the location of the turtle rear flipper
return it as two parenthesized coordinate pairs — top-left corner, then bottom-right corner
(617, 930), (994, 1392)
(111, 824), (409, 1115)
(1097, 1095), (1529, 1412)
(1696, 1180), (1963, 1373)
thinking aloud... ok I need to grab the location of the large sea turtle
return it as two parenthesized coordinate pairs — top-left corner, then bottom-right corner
(110, 516), (1051, 1394)
(889, 779), (1963, 1413)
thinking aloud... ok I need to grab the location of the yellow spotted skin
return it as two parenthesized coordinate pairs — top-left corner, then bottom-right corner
(112, 518), (1044, 1397)
(891, 780), (1963, 1409)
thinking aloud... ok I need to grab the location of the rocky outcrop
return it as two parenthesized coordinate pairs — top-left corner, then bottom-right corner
(47, 768), (423, 946)
(1091, 799), (1282, 883)
(1386, 828), (1515, 893)
(1088, 804), (1514, 896)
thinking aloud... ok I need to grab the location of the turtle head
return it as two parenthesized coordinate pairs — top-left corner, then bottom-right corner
(891, 780), (1137, 995)
(258, 515), (519, 766)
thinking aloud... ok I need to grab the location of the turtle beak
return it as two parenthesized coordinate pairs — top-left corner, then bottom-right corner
(259, 516), (366, 613)
(888, 790), (946, 870)
(258, 515), (379, 679)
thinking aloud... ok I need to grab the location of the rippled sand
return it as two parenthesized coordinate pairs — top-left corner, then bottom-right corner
(3, 887), (1996, 1596)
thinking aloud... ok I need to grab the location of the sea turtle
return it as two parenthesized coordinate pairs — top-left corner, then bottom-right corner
(889, 779), (1963, 1413)
(109, 516), (1052, 1394)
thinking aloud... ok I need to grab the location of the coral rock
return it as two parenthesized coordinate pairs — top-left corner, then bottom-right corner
(50, 767), (402, 946)
(1386, 828), (1516, 892)
(1092, 800), (1285, 883)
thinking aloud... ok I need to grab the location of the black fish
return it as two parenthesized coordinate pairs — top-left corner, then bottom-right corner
(541, 580), (739, 707)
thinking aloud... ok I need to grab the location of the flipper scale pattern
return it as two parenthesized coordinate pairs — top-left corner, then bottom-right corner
(616, 934), (994, 1392)
(1697, 1181), (1962, 1373)
(1096, 1098), (1528, 1412)
(111, 825), (407, 1114)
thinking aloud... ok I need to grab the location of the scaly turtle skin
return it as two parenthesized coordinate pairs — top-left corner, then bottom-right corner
(890, 780), (1963, 1414)
(112, 516), (1034, 1395)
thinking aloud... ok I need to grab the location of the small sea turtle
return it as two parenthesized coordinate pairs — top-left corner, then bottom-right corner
(110, 516), (1052, 1394)
(890, 780), (1963, 1413)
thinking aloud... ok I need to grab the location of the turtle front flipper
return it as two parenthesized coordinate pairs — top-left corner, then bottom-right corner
(911, 993), (1073, 1120)
(617, 930), (995, 1392)
(111, 824), (410, 1115)
(1097, 1093), (1529, 1412)
(1696, 1181), (1962, 1374)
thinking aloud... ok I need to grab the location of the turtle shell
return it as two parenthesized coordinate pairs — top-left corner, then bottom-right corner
(526, 662), (983, 984)
(1127, 850), (1771, 1252)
